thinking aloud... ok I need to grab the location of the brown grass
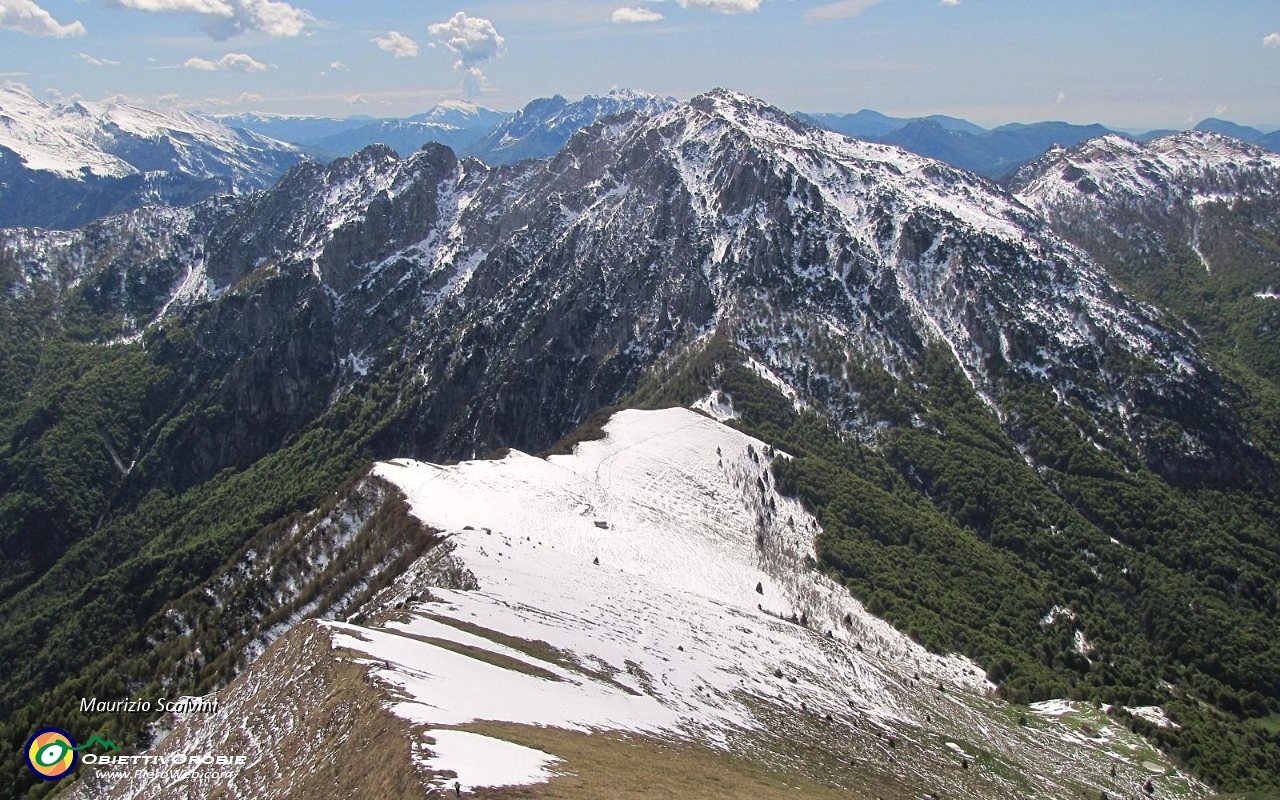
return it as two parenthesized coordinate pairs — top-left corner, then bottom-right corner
(450, 722), (882, 800)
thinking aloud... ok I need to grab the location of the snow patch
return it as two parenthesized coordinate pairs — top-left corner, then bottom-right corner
(1125, 705), (1179, 729)
(420, 730), (561, 791)
(692, 390), (740, 421)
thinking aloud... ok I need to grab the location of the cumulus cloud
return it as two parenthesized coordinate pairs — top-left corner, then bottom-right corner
(612, 6), (664, 23)
(76, 52), (120, 66)
(184, 52), (268, 72)
(804, 0), (884, 21)
(1266, 32), (1280, 48)
(373, 30), (418, 57)
(0, 0), (86, 36)
(939, 0), (959, 5)
(43, 85), (81, 103)
(111, 0), (311, 39)
(428, 12), (506, 98)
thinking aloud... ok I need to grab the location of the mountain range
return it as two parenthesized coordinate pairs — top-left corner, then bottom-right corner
(1, 89), (1279, 797)
(221, 91), (1280, 184)
(0, 85), (303, 229)
(218, 89), (676, 167)
(8, 80), (1279, 232)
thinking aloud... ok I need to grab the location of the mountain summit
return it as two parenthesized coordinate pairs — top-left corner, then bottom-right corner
(466, 88), (677, 164)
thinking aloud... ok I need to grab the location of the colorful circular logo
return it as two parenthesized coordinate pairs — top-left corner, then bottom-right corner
(25, 728), (77, 781)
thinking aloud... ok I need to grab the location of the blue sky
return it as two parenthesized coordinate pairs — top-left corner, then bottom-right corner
(1, 0), (1277, 129)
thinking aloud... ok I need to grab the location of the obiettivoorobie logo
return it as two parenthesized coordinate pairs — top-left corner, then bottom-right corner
(24, 728), (120, 781)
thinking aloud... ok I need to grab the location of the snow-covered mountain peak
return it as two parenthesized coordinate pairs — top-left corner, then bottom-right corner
(1013, 129), (1280, 213)
(528, 90), (1199, 410)
(468, 88), (677, 164)
(0, 85), (135, 178)
(647, 88), (1035, 248)
(603, 87), (662, 101)
(433, 99), (484, 114)
(407, 99), (508, 129)
(0, 85), (302, 187)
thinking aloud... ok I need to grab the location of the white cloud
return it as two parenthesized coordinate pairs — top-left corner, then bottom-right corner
(76, 52), (120, 66)
(939, 0), (959, 5)
(428, 12), (506, 98)
(373, 30), (418, 57)
(111, 0), (311, 39)
(677, 0), (759, 13)
(1265, 32), (1280, 48)
(115, 0), (232, 12)
(1056, 90), (1066, 104)
(803, 0), (884, 21)
(233, 0), (307, 37)
(328, 60), (346, 71)
(237, 91), (262, 102)
(612, 6), (664, 23)
(429, 12), (506, 66)
(0, 0), (86, 37)
(345, 94), (367, 105)
(184, 52), (268, 72)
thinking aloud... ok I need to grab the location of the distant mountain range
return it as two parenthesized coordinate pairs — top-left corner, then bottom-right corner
(0, 85), (303, 229)
(1193, 117), (1280, 151)
(224, 93), (1280, 184)
(464, 88), (677, 164)
(796, 110), (1213, 178)
(217, 90), (676, 166)
(6, 80), (1280, 232)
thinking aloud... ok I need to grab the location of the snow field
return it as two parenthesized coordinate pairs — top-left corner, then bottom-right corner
(323, 408), (1201, 795)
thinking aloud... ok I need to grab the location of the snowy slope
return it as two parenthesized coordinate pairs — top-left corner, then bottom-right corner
(0, 86), (134, 178)
(303, 408), (1202, 797)
(0, 84), (301, 186)
(406, 99), (508, 130)
(1013, 131), (1280, 213)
